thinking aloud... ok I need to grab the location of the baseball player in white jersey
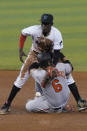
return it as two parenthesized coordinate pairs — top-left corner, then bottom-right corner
(0, 14), (87, 115)
(13, 21), (63, 88)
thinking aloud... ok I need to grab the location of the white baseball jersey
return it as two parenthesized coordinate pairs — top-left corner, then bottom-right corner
(22, 25), (63, 53)
(14, 25), (74, 89)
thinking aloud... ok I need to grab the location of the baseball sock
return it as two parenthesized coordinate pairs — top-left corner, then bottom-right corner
(68, 82), (81, 103)
(5, 85), (21, 107)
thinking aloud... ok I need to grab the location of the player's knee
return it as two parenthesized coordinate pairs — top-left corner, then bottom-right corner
(25, 100), (37, 112)
(66, 74), (75, 85)
(25, 100), (33, 112)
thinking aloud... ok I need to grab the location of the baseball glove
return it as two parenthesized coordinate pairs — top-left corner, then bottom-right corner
(36, 36), (53, 51)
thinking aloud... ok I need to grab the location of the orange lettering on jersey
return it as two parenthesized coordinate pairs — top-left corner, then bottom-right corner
(52, 79), (62, 93)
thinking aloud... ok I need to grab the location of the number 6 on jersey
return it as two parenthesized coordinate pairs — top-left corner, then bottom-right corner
(52, 79), (62, 93)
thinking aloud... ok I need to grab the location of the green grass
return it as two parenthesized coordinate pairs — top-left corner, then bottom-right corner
(0, 0), (87, 71)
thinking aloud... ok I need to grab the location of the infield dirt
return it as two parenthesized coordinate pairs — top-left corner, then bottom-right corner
(0, 71), (87, 131)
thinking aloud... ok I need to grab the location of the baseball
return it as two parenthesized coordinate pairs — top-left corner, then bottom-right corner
(35, 92), (41, 97)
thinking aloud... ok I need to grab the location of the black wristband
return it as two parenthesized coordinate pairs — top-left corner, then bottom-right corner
(53, 50), (65, 65)
(63, 60), (71, 64)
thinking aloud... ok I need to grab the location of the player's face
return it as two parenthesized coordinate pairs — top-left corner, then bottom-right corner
(41, 22), (52, 36)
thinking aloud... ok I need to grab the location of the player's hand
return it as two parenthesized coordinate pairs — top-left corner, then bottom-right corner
(19, 48), (27, 63)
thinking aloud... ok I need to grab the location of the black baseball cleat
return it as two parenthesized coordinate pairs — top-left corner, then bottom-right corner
(0, 103), (11, 115)
(77, 99), (87, 111)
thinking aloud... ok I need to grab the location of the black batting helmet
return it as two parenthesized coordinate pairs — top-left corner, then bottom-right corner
(37, 51), (52, 68)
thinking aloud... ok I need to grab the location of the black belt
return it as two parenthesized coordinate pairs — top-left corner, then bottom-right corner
(54, 107), (62, 111)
